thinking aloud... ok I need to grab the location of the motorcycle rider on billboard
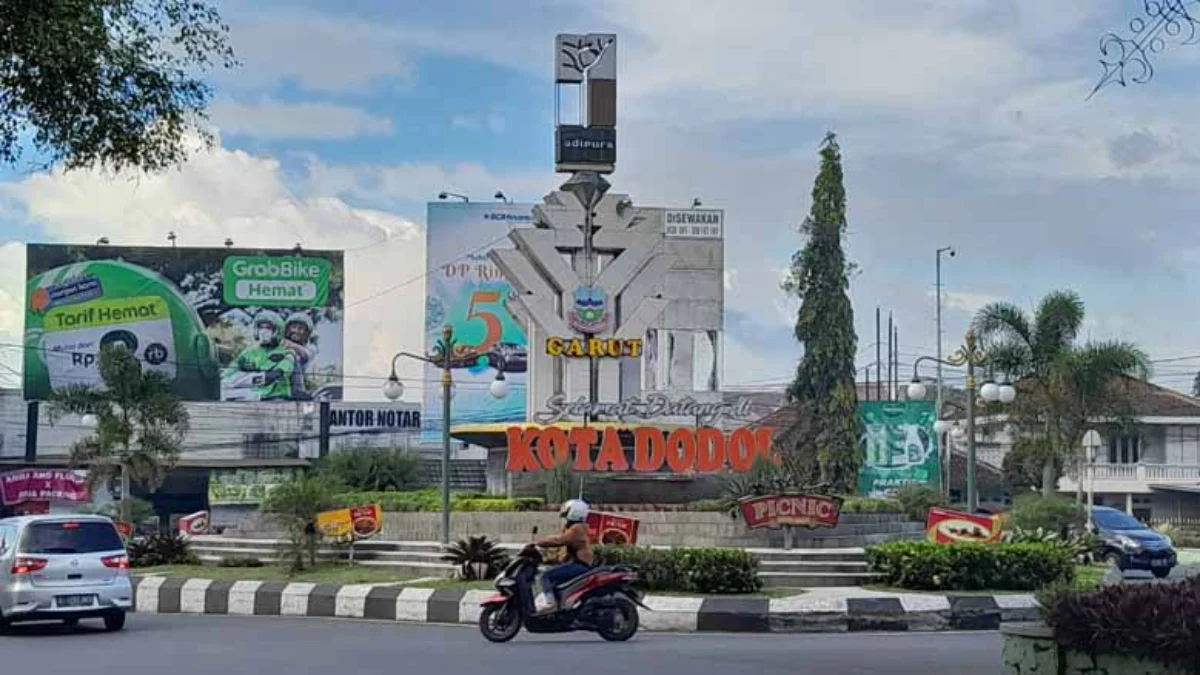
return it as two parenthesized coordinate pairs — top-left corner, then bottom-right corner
(283, 312), (318, 399)
(230, 310), (296, 400)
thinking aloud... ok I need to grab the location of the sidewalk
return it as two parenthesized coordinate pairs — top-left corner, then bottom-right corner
(127, 575), (1038, 633)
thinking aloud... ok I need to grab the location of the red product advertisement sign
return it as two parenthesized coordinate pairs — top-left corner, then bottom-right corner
(0, 469), (90, 505)
(925, 507), (1002, 544)
(739, 494), (842, 530)
(585, 512), (640, 545)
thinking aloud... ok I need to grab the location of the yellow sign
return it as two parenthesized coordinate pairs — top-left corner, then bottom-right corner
(545, 336), (643, 358)
(316, 504), (382, 540)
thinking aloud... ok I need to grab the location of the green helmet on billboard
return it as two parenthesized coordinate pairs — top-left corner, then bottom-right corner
(284, 312), (314, 343)
(253, 310), (284, 346)
(24, 258), (220, 401)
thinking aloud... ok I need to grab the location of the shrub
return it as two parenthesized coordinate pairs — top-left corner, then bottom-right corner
(441, 535), (509, 580)
(1004, 527), (1097, 564)
(318, 447), (422, 492)
(218, 556), (265, 568)
(1156, 523), (1200, 549)
(841, 497), (903, 514)
(593, 545), (762, 594)
(127, 532), (198, 568)
(1010, 494), (1085, 535)
(686, 499), (727, 512)
(260, 473), (341, 571)
(329, 490), (536, 513)
(891, 484), (944, 522)
(1045, 578), (1200, 671)
(864, 541), (1074, 591)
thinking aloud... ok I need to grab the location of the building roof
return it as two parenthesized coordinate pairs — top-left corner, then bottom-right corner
(1113, 376), (1200, 418)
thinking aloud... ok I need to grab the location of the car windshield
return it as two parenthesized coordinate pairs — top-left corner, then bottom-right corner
(19, 521), (124, 554)
(1093, 510), (1145, 531)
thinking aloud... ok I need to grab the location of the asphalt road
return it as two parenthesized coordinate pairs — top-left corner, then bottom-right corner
(1, 615), (1006, 675)
(1104, 562), (1199, 585)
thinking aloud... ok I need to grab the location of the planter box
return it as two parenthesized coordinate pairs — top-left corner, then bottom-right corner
(1001, 624), (1190, 675)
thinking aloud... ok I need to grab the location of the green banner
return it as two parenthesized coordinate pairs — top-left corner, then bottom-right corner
(206, 468), (300, 506)
(858, 400), (941, 497)
(222, 255), (330, 307)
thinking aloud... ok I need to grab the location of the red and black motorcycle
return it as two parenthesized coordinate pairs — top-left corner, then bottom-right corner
(477, 537), (645, 643)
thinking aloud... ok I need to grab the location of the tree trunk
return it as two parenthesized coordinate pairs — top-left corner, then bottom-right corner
(1041, 457), (1056, 497)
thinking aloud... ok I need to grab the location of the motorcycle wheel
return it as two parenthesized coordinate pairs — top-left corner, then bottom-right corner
(479, 603), (522, 643)
(598, 596), (639, 642)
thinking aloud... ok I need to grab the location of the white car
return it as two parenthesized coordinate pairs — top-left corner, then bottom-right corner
(0, 515), (133, 632)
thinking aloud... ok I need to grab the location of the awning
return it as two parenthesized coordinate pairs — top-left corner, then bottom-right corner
(449, 421), (696, 449)
(1148, 483), (1200, 495)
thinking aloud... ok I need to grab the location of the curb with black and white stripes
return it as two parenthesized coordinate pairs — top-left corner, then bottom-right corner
(129, 576), (1040, 633)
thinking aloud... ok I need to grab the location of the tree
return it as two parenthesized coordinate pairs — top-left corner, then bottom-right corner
(50, 345), (189, 522)
(779, 132), (863, 494)
(973, 290), (1149, 496)
(0, 0), (236, 172)
(260, 473), (341, 572)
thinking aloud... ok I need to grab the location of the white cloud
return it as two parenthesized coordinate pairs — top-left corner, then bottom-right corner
(303, 156), (552, 207)
(0, 135), (432, 400)
(210, 98), (394, 140)
(450, 113), (507, 134)
(930, 290), (1000, 315)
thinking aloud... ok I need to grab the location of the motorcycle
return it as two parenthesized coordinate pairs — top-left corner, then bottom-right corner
(477, 529), (646, 643)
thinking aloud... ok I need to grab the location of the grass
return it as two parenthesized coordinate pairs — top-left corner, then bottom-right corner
(1178, 548), (1200, 565)
(862, 564), (1109, 596)
(133, 564), (415, 585)
(1073, 563), (1108, 591)
(403, 578), (806, 598)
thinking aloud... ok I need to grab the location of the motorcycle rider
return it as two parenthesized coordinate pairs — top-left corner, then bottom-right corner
(231, 310), (296, 400)
(533, 498), (594, 614)
(283, 312), (318, 398)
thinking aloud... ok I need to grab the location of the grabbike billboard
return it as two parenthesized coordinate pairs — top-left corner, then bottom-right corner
(423, 203), (532, 439)
(24, 244), (344, 402)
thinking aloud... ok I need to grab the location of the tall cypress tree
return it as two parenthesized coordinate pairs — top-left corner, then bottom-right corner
(780, 133), (862, 494)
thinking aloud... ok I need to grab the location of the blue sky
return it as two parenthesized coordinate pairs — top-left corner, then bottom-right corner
(3, 0), (1200, 397)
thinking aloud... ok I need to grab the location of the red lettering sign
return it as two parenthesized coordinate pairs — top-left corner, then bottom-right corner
(739, 495), (843, 530)
(503, 426), (776, 473)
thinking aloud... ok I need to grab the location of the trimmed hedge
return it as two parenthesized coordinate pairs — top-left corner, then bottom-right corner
(841, 497), (903, 514)
(329, 490), (543, 513)
(1046, 578), (1200, 672)
(593, 545), (762, 595)
(865, 541), (1074, 591)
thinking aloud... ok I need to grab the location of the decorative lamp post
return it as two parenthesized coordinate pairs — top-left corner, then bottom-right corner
(383, 325), (508, 544)
(1083, 429), (1102, 529)
(908, 329), (1014, 511)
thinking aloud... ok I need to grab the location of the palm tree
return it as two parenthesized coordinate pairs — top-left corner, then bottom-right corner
(972, 291), (1149, 496)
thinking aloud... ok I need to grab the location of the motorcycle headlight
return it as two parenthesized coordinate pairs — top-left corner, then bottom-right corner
(495, 577), (515, 589)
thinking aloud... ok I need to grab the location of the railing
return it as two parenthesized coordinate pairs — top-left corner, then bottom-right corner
(1066, 464), (1200, 483)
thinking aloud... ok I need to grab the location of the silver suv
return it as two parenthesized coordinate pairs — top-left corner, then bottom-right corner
(0, 515), (132, 632)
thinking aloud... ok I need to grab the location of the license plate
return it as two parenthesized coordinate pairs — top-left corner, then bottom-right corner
(55, 594), (95, 608)
(1150, 558), (1171, 568)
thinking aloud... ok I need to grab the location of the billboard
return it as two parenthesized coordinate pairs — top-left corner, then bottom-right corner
(858, 400), (941, 497)
(423, 203), (532, 439)
(24, 244), (344, 402)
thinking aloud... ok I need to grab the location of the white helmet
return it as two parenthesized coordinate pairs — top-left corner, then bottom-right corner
(560, 498), (589, 523)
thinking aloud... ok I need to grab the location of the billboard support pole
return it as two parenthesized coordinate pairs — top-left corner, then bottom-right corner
(318, 401), (331, 459)
(24, 401), (38, 463)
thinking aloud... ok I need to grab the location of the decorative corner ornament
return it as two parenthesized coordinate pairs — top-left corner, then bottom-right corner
(1090, 0), (1200, 99)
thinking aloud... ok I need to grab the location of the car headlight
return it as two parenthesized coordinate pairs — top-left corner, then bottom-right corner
(1116, 535), (1140, 551)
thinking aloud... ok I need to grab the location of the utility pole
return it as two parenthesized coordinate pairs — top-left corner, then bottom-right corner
(887, 312), (893, 400)
(875, 307), (882, 401)
(935, 247), (955, 420)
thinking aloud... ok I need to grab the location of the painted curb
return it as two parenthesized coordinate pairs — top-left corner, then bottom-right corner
(128, 577), (1040, 633)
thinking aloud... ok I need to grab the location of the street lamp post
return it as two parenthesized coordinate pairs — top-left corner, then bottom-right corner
(383, 325), (508, 544)
(1083, 429), (1102, 529)
(908, 330), (1015, 511)
(935, 247), (955, 421)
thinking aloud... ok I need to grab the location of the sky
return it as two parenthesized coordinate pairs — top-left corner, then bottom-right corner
(2, 0), (1200, 399)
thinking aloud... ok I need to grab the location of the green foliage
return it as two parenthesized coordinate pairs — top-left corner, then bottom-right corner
(217, 556), (265, 568)
(1004, 526), (1097, 564)
(440, 536), (509, 580)
(1010, 494), (1086, 535)
(841, 497), (903, 514)
(317, 447), (422, 492)
(77, 497), (157, 526)
(544, 458), (577, 506)
(717, 454), (798, 517)
(50, 345), (189, 499)
(328, 490), (542, 513)
(593, 545), (762, 595)
(864, 541), (1075, 591)
(0, 0), (237, 172)
(686, 499), (728, 512)
(260, 473), (341, 572)
(779, 134), (862, 494)
(127, 532), (197, 568)
(891, 484), (945, 522)
(1045, 578), (1200, 671)
(1155, 522), (1200, 548)
(973, 290), (1150, 494)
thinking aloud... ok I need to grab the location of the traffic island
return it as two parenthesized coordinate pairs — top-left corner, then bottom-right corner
(128, 576), (1039, 633)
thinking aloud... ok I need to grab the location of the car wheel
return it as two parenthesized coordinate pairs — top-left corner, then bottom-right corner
(0, 612), (9, 636)
(1152, 567), (1173, 579)
(1103, 551), (1125, 571)
(103, 611), (126, 632)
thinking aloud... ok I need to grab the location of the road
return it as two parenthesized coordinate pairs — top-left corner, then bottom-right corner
(1, 615), (1006, 675)
(1104, 562), (1198, 585)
